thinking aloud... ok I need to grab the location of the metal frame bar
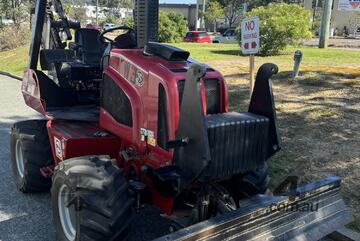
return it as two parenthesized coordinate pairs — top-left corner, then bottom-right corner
(154, 176), (353, 241)
(29, 0), (47, 70)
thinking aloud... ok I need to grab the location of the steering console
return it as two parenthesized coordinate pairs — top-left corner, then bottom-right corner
(99, 26), (137, 49)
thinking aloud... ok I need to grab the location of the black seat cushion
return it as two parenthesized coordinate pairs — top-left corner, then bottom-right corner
(75, 28), (103, 66)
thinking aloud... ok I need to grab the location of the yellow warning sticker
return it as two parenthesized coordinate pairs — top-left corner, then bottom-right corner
(140, 128), (156, 146)
(148, 137), (156, 146)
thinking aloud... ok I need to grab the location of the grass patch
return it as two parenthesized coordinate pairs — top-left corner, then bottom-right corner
(272, 47), (360, 66)
(343, 78), (360, 89)
(173, 43), (242, 62)
(172, 43), (360, 66)
(1, 43), (359, 76)
(307, 108), (340, 119)
(0, 46), (28, 76)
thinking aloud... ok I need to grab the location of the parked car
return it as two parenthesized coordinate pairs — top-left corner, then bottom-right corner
(103, 23), (116, 31)
(1, 18), (14, 25)
(85, 23), (101, 31)
(183, 31), (212, 43)
(213, 28), (237, 44)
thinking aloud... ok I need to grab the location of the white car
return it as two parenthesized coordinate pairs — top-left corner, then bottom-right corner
(103, 23), (116, 31)
(1, 18), (14, 25)
(213, 28), (237, 44)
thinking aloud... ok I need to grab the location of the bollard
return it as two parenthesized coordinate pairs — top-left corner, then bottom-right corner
(292, 50), (303, 81)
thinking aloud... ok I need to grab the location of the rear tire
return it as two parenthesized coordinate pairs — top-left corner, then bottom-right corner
(51, 155), (134, 241)
(10, 120), (54, 192)
(225, 164), (270, 204)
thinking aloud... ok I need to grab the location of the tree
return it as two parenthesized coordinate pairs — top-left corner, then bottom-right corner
(64, 4), (88, 24)
(204, 0), (224, 32)
(0, 0), (30, 27)
(215, 0), (305, 15)
(100, 11), (187, 43)
(348, 12), (360, 36)
(239, 3), (312, 55)
(99, 13), (121, 25)
(118, 0), (133, 8)
(216, 0), (245, 28)
(158, 11), (188, 43)
(122, 16), (134, 28)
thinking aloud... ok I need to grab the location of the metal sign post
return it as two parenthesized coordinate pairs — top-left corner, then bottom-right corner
(241, 16), (260, 97)
(249, 54), (255, 92)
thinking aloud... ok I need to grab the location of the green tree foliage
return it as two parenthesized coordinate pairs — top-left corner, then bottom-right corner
(204, 0), (224, 32)
(95, 0), (132, 8)
(118, 0), (133, 8)
(245, 0), (304, 9)
(64, 4), (87, 24)
(216, 0), (245, 28)
(349, 12), (360, 36)
(158, 11), (188, 43)
(122, 16), (134, 28)
(121, 12), (188, 43)
(99, 13), (121, 25)
(0, 0), (30, 27)
(215, 0), (305, 18)
(238, 3), (312, 55)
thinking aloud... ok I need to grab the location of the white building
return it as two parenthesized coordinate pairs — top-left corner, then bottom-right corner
(303, 0), (360, 36)
(81, 5), (133, 23)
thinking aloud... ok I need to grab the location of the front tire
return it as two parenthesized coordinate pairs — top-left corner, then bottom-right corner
(51, 156), (134, 241)
(10, 120), (54, 192)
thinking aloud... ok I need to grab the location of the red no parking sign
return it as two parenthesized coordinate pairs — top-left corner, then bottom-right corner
(241, 17), (260, 55)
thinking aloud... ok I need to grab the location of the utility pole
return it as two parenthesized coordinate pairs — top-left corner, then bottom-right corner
(195, 0), (199, 30)
(96, 0), (99, 24)
(200, 0), (206, 30)
(319, 0), (333, 48)
(312, 0), (318, 30)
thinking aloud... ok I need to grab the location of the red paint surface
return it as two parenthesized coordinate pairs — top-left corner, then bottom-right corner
(183, 31), (212, 43)
(22, 47), (229, 214)
(22, 69), (47, 115)
(47, 120), (121, 165)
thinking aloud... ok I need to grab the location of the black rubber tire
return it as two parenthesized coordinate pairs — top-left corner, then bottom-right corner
(225, 164), (270, 203)
(51, 155), (134, 241)
(10, 120), (54, 192)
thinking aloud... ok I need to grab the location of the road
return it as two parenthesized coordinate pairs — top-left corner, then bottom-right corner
(302, 37), (360, 48)
(0, 75), (54, 241)
(0, 75), (170, 241)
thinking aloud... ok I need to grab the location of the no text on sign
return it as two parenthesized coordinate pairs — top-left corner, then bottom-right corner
(241, 16), (260, 54)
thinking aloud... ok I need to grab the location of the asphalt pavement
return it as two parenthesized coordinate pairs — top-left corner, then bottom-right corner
(0, 75), (53, 241)
(0, 75), (170, 241)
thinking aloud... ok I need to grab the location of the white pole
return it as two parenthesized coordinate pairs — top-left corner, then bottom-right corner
(96, 0), (99, 24)
(201, 0), (206, 29)
(195, 0), (199, 30)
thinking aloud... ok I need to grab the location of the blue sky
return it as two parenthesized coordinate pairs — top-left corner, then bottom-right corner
(160, 0), (196, 3)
